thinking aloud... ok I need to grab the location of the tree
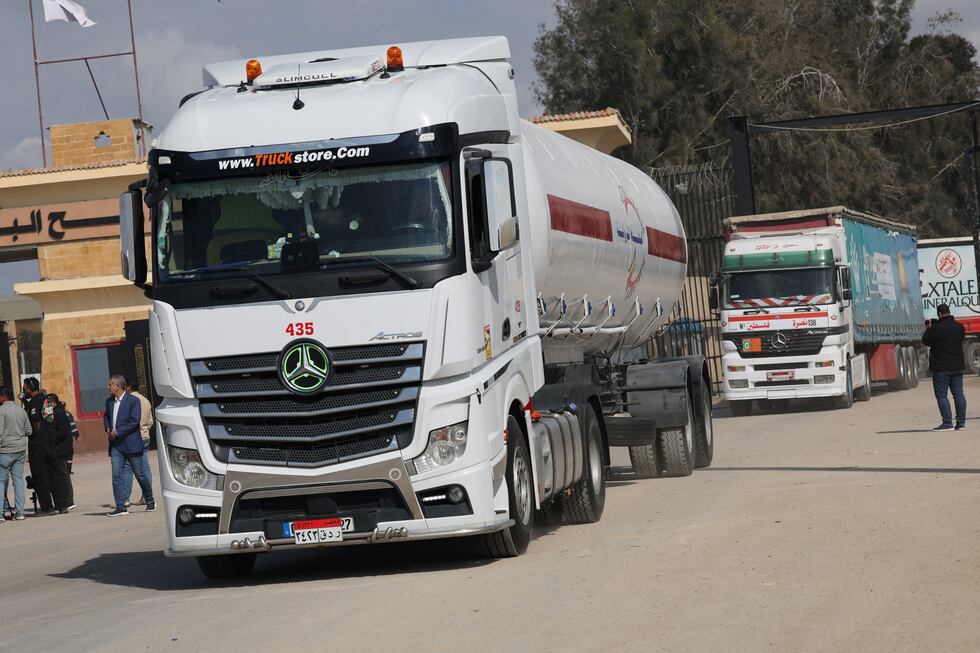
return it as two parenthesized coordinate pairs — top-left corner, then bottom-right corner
(534, 0), (980, 236)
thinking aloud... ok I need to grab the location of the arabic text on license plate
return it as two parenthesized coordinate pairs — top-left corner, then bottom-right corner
(767, 371), (794, 381)
(291, 517), (354, 545)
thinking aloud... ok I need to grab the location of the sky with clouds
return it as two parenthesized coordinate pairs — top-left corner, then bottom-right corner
(0, 0), (978, 291)
(0, 1), (977, 172)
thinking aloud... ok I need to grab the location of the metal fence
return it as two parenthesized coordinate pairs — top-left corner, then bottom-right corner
(650, 163), (735, 393)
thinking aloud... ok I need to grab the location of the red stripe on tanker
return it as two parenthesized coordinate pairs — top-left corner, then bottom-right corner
(646, 227), (687, 263)
(547, 194), (613, 241)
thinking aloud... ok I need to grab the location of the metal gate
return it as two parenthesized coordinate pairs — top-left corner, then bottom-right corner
(650, 163), (735, 393)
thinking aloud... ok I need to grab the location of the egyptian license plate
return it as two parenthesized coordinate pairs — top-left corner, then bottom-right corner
(766, 370), (795, 381)
(291, 517), (355, 544)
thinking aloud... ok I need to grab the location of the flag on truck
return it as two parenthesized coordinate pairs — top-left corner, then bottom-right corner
(42, 0), (96, 27)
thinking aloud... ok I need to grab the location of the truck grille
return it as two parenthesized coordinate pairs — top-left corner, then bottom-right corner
(189, 342), (424, 468)
(725, 330), (830, 358)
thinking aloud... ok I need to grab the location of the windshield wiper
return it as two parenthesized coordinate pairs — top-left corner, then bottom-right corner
(319, 256), (422, 289)
(189, 265), (292, 299)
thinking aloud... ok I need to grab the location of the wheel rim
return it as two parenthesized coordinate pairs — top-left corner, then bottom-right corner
(588, 424), (602, 497)
(514, 448), (531, 526)
(702, 390), (713, 446)
(973, 348), (980, 371)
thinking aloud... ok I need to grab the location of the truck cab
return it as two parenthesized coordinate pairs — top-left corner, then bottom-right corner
(717, 234), (855, 414)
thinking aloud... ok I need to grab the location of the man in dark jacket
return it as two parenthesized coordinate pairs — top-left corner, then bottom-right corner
(104, 374), (155, 516)
(922, 304), (967, 431)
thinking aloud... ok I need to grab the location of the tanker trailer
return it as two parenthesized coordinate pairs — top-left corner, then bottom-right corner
(117, 36), (712, 579)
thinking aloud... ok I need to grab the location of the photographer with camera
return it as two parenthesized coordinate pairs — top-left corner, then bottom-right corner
(0, 385), (32, 521)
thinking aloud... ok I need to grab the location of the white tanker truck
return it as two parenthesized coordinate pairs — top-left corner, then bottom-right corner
(118, 36), (713, 579)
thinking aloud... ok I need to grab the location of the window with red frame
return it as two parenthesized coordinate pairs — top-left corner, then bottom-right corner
(72, 343), (124, 419)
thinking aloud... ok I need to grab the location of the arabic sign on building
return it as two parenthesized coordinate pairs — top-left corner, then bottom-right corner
(0, 198), (149, 248)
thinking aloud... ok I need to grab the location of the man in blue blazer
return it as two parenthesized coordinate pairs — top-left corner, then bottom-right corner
(104, 374), (155, 516)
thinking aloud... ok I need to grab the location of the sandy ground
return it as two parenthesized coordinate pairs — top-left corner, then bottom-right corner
(1, 376), (979, 652)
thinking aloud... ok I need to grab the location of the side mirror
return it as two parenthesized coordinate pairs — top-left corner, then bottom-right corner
(839, 266), (852, 301)
(119, 189), (146, 285)
(483, 158), (518, 252)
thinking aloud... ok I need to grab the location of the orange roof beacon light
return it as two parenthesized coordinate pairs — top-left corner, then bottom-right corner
(245, 59), (263, 83)
(386, 46), (404, 73)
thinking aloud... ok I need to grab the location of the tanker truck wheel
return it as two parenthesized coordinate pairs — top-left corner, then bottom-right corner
(563, 404), (606, 524)
(729, 400), (752, 417)
(196, 553), (257, 579)
(693, 379), (714, 469)
(628, 443), (658, 479)
(482, 416), (534, 558)
(656, 393), (695, 477)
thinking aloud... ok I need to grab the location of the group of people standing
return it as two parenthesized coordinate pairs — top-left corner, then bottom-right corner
(0, 374), (155, 520)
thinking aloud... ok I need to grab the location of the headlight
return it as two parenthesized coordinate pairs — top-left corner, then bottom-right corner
(167, 445), (222, 490)
(729, 379), (749, 389)
(412, 421), (468, 475)
(814, 375), (835, 384)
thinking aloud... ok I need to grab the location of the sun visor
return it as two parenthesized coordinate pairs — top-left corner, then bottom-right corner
(252, 56), (384, 88)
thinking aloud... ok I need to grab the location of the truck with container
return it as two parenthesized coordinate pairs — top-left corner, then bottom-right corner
(711, 206), (924, 415)
(918, 237), (980, 374)
(116, 37), (713, 579)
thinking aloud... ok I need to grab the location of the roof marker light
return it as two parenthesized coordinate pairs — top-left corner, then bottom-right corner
(386, 46), (404, 72)
(246, 59), (263, 83)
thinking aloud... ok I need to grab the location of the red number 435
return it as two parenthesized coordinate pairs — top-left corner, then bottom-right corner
(285, 322), (314, 336)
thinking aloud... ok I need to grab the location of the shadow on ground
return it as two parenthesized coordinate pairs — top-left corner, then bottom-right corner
(706, 465), (980, 475)
(50, 538), (501, 591)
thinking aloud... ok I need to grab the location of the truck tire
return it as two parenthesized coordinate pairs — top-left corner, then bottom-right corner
(693, 378), (714, 469)
(832, 366), (854, 409)
(888, 346), (908, 391)
(905, 347), (919, 388)
(482, 416), (534, 557)
(196, 553), (257, 579)
(729, 400), (752, 417)
(965, 341), (980, 375)
(628, 443), (658, 479)
(563, 404), (606, 524)
(854, 359), (872, 402)
(656, 394), (695, 477)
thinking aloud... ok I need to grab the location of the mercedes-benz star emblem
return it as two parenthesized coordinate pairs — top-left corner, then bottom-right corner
(770, 332), (789, 350)
(277, 339), (332, 395)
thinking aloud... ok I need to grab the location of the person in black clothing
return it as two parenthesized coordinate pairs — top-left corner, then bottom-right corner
(922, 303), (967, 431)
(46, 394), (75, 510)
(22, 377), (56, 515)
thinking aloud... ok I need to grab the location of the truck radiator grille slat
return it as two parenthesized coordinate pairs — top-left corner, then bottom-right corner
(188, 342), (424, 468)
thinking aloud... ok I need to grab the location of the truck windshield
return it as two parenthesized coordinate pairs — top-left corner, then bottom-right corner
(156, 160), (453, 280)
(724, 268), (834, 308)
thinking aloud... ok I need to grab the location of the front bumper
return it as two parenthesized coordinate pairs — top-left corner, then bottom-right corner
(722, 346), (847, 401)
(161, 450), (506, 556)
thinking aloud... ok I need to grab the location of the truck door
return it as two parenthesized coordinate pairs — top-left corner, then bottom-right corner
(465, 150), (526, 364)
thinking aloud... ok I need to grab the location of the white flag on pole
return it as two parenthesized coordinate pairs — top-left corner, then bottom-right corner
(42, 0), (97, 27)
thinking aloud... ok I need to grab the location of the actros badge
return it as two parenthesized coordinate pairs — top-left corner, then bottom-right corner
(278, 339), (333, 395)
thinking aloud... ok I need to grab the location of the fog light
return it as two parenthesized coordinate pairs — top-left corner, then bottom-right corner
(729, 379), (749, 389)
(447, 486), (465, 504)
(178, 507), (196, 526)
(815, 375), (835, 384)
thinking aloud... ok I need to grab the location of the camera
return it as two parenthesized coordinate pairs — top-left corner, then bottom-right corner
(25, 475), (34, 490)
